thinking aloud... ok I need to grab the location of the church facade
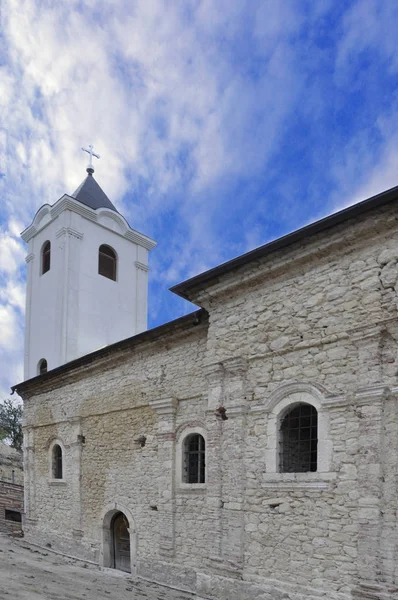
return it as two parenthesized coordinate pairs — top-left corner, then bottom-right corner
(13, 173), (398, 600)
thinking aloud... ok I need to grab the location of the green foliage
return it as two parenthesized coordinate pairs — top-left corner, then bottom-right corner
(0, 398), (23, 451)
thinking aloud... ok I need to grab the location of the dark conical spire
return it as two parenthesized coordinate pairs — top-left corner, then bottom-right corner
(71, 173), (118, 212)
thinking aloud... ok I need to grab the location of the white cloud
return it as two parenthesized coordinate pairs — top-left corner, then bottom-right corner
(337, 0), (398, 75)
(0, 304), (20, 349)
(0, 281), (25, 313)
(0, 232), (25, 274)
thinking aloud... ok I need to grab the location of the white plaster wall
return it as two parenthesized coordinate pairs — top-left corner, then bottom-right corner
(25, 211), (67, 379)
(69, 212), (148, 359)
(24, 205), (151, 379)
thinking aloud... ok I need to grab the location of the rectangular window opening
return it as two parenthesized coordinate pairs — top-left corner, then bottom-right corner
(5, 509), (22, 523)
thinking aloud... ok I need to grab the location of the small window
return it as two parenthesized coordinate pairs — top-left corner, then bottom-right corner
(52, 444), (63, 479)
(5, 509), (22, 523)
(98, 244), (117, 281)
(183, 434), (205, 484)
(38, 359), (47, 375)
(280, 403), (318, 473)
(42, 241), (51, 274)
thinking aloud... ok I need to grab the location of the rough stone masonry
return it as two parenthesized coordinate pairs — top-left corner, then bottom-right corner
(13, 188), (398, 600)
(0, 441), (23, 534)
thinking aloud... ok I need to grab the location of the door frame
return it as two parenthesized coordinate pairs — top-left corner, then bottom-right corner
(111, 511), (130, 572)
(100, 503), (137, 576)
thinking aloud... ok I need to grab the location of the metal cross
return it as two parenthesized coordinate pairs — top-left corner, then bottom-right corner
(81, 144), (100, 173)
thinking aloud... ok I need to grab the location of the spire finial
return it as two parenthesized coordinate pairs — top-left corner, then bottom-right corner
(81, 144), (100, 174)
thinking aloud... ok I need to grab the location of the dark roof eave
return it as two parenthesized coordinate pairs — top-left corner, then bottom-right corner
(170, 184), (398, 301)
(12, 309), (207, 395)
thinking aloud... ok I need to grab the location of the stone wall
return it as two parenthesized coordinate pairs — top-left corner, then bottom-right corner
(0, 481), (24, 534)
(0, 442), (23, 485)
(19, 200), (398, 600)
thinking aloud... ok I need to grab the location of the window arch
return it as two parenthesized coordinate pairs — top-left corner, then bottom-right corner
(279, 403), (318, 472)
(52, 444), (63, 479)
(41, 241), (51, 274)
(183, 433), (206, 484)
(98, 244), (117, 281)
(38, 359), (47, 375)
(264, 383), (332, 476)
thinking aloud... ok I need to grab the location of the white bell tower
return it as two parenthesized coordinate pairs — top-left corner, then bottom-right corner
(22, 150), (157, 380)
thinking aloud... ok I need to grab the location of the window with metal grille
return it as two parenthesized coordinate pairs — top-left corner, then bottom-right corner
(38, 359), (47, 375)
(183, 434), (205, 483)
(280, 403), (318, 473)
(52, 444), (63, 479)
(98, 244), (117, 281)
(42, 241), (51, 274)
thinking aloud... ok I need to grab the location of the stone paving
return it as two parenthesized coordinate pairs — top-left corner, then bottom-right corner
(0, 534), (196, 600)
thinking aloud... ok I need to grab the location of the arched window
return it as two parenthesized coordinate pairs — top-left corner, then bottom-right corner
(38, 359), (47, 375)
(52, 444), (63, 479)
(183, 433), (205, 483)
(280, 403), (318, 473)
(41, 241), (51, 274)
(98, 244), (117, 281)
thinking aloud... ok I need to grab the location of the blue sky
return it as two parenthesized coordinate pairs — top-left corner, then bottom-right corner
(1, 0), (398, 397)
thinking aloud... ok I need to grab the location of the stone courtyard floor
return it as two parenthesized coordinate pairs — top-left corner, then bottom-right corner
(0, 534), (194, 600)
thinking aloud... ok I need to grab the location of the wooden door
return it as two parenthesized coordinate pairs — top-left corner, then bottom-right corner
(112, 513), (131, 572)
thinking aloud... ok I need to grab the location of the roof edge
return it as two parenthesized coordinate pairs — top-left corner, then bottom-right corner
(170, 184), (398, 301)
(11, 309), (207, 395)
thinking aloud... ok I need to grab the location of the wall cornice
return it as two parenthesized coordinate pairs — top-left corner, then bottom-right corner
(21, 194), (156, 250)
(149, 397), (178, 417)
(55, 227), (84, 240)
(135, 260), (149, 272)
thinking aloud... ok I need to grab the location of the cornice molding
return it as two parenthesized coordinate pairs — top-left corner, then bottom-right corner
(354, 385), (390, 404)
(135, 260), (149, 272)
(223, 356), (247, 376)
(21, 195), (156, 250)
(55, 227), (84, 240)
(204, 363), (224, 384)
(225, 405), (248, 417)
(149, 397), (178, 416)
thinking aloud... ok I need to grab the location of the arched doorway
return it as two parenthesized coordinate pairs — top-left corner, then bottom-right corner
(111, 512), (130, 572)
(100, 505), (136, 575)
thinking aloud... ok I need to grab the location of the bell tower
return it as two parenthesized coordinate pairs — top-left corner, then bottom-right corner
(22, 148), (156, 380)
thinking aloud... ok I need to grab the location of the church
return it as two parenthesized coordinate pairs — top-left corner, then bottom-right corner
(12, 151), (398, 600)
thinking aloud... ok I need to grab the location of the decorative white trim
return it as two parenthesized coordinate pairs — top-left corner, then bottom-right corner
(125, 230), (156, 250)
(176, 425), (207, 488)
(55, 227), (84, 240)
(52, 197), (98, 222)
(135, 261), (149, 272)
(265, 383), (333, 475)
(21, 194), (156, 250)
